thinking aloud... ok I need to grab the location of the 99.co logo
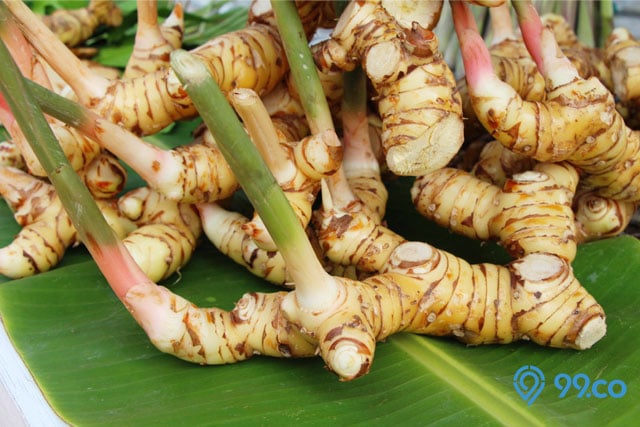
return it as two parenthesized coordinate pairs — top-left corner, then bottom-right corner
(513, 365), (627, 405)
(554, 373), (627, 399)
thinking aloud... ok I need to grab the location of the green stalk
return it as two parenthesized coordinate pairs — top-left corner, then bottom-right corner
(269, 0), (359, 213)
(23, 79), (89, 129)
(435, 1), (454, 59)
(22, 77), (148, 154)
(340, 67), (380, 201)
(342, 67), (366, 115)
(19, 79), (190, 197)
(170, 49), (337, 310)
(597, 0), (614, 48)
(0, 5), (149, 300)
(576, 1), (595, 48)
(0, 55), (112, 249)
(270, 0), (334, 134)
(333, 1), (348, 17)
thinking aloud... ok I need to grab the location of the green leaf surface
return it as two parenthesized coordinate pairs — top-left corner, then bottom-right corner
(1, 179), (639, 426)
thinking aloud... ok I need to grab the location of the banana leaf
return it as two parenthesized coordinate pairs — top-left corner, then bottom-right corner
(1, 177), (639, 426)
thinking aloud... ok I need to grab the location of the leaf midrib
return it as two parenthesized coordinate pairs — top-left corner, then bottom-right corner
(392, 334), (550, 427)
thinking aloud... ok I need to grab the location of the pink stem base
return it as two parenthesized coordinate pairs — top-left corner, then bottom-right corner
(452, 0), (496, 91)
(85, 239), (153, 302)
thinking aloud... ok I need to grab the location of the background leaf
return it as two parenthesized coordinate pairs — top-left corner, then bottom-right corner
(1, 179), (639, 426)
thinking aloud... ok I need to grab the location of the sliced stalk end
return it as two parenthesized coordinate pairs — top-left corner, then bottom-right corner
(574, 316), (607, 350)
(328, 340), (372, 381)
